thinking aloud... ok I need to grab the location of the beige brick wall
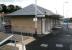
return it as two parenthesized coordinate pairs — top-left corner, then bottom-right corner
(11, 17), (41, 34)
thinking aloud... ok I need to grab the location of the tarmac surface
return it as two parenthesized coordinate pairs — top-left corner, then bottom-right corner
(26, 27), (72, 50)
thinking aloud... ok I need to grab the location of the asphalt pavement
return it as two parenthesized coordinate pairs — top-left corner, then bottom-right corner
(26, 27), (72, 50)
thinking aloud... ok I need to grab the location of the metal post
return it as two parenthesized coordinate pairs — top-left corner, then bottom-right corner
(21, 32), (24, 50)
(63, 1), (69, 31)
(41, 18), (42, 34)
(67, 19), (69, 32)
(63, 2), (64, 19)
(34, 0), (37, 35)
(11, 27), (17, 50)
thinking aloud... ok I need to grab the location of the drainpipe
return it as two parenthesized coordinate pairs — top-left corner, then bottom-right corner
(41, 18), (42, 35)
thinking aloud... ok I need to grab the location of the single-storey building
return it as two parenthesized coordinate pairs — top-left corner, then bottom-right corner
(1, 4), (62, 35)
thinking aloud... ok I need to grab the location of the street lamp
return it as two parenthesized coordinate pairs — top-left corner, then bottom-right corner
(63, 1), (69, 18)
(63, 1), (69, 31)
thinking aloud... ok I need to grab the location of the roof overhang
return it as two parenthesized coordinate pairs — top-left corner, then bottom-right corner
(5, 14), (62, 19)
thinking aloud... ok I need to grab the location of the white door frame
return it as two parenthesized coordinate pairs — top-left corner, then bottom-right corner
(42, 18), (50, 34)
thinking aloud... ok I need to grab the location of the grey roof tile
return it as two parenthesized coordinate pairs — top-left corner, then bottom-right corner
(7, 4), (55, 17)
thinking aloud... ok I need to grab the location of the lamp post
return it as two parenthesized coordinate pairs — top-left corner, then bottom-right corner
(34, 0), (45, 36)
(63, 1), (69, 31)
(63, 1), (69, 20)
(34, 0), (37, 36)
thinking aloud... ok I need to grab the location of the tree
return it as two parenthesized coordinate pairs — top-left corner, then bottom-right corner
(7, 4), (15, 13)
(7, 5), (22, 13)
(15, 5), (21, 10)
(0, 4), (22, 13)
(0, 4), (7, 13)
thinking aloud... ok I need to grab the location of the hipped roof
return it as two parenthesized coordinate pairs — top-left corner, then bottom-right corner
(7, 4), (56, 17)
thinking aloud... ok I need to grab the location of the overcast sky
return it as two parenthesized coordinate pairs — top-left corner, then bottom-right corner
(0, 0), (72, 18)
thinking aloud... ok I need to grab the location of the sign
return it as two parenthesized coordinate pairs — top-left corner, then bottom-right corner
(36, 15), (45, 17)
(33, 18), (38, 21)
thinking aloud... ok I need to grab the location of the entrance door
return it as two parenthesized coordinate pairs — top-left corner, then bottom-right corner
(45, 18), (51, 34)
